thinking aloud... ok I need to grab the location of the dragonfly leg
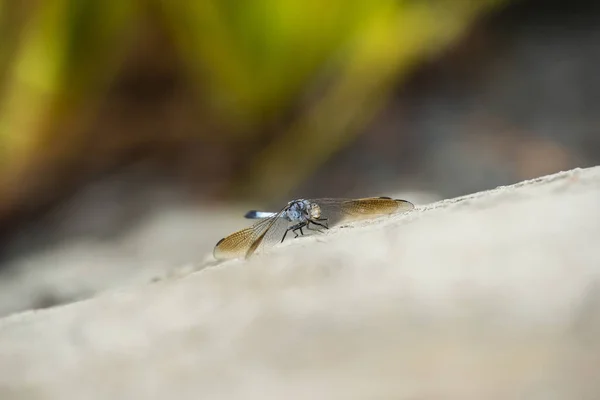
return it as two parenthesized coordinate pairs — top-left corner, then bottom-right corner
(293, 226), (305, 238)
(315, 217), (329, 229)
(306, 223), (322, 233)
(309, 219), (328, 230)
(282, 222), (307, 243)
(306, 221), (324, 233)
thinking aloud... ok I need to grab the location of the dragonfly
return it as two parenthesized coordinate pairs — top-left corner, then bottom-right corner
(213, 196), (414, 260)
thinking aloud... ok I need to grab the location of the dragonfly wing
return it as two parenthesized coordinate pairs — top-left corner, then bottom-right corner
(214, 211), (291, 260)
(340, 197), (414, 217)
(309, 197), (414, 226)
(246, 215), (291, 256)
(213, 226), (258, 260)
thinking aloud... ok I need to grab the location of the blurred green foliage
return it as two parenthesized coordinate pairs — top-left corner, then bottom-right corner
(0, 0), (510, 214)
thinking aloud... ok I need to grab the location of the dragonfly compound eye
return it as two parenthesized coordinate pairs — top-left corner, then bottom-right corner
(309, 203), (321, 219)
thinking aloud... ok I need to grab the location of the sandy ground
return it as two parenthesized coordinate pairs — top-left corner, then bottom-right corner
(0, 166), (599, 399)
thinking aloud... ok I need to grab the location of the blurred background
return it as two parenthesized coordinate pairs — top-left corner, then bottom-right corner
(0, 0), (599, 317)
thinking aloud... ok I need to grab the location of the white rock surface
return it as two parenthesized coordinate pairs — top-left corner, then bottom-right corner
(0, 166), (599, 400)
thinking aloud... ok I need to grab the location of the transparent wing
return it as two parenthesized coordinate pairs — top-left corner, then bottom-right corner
(308, 197), (414, 226)
(213, 210), (291, 260)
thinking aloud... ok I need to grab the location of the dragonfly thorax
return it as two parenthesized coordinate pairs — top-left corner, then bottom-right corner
(284, 199), (321, 222)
